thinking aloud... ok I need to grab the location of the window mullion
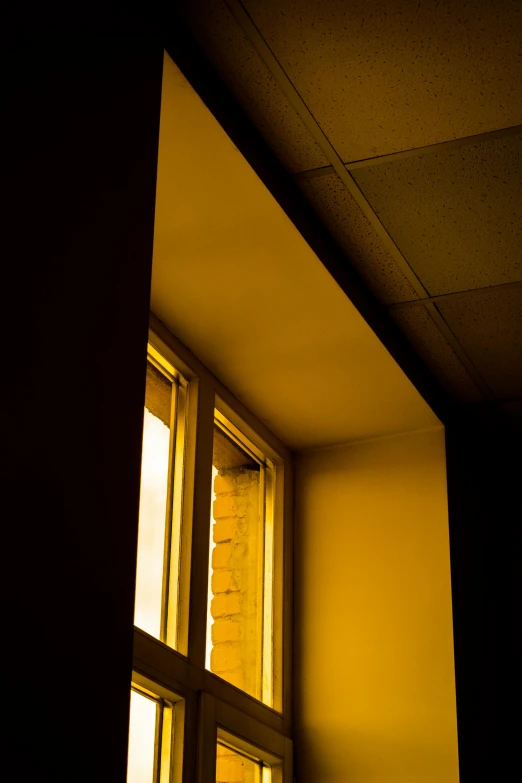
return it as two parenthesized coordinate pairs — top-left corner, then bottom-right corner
(282, 738), (293, 783)
(153, 697), (163, 783)
(280, 463), (293, 724)
(161, 378), (178, 644)
(197, 693), (217, 783)
(186, 377), (215, 667)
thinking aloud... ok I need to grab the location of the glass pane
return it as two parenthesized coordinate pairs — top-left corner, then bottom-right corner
(127, 690), (157, 783)
(216, 744), (263, 783)
(134, 361), (173, 639)
(159, 703), (173, 783)
(207, 417), (274, 704)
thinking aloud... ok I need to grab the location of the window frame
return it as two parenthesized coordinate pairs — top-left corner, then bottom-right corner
(210, 402), (278, 707)
(128, 677), (186, 783)
(130, 313), (294, 783)
(134, 345), (189, 649)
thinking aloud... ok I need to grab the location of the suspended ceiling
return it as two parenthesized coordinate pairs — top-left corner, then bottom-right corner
(151, 54), (439, 450)
(176, 0), (522, 425)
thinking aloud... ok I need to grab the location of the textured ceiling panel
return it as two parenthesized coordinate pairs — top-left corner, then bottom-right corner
(299, 174), (418, 304)
(352, 133), (522, 295)
(437, 287), (522, 398)
(391, 306), (483, 402)
(243, 0), (522, 162)
(176, 0), (328, 172)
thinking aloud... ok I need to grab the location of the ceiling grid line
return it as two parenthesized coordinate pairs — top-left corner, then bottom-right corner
(423, 303), (494, 399)
(225, 0), (492, 402)
(390, 279), (522, 310)
(295, 123), (522, 180)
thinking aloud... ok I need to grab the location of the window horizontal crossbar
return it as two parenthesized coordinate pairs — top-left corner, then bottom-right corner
(132, 628), (288, 738)
(217, 716), (284, 764)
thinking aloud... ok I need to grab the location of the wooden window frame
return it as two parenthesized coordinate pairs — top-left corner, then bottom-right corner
(138, 344), (189, 650)
(130, 313), (294, 782)
(129, 677), (186, 783)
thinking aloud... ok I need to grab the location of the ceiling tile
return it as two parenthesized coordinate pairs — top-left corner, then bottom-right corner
(437, 287), (522, 398)
(176, 0), (328, 173)
(391, 306), (484, 402)
(299, 174), (418, 304)
(243, 0), (522, 161)
(352, 133), (522, 295)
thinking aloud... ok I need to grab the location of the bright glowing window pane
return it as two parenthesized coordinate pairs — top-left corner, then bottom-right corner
(207, 417), (275, 705)
(127, 690), (157, 783)
(206, 465), (219, 671)
(134, 362), (172, 639)
(216, 744), (264, 783)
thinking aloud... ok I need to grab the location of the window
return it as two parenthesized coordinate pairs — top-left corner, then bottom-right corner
(127, 682), (183, 783)
(216, 741), (271, 783)
(134, 346), (188, 649)
(129, 319), (292, 783)
(212, 718), (286, 783)
(207, 411), (276, 705)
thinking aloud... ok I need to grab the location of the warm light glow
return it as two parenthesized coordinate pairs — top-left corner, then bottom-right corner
(134, 408), (170, 638)
(151, 53), (441, 454)
(295, 429), (459, 782)
(127, 690), (157, 783)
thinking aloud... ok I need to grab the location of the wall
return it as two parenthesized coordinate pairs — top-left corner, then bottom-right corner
(294, 427), (459, 783)
(1, 31), (163, 782)
(150, 52), (441, 451)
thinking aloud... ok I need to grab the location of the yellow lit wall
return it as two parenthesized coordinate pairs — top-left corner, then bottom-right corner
(151, 53), (440, 451)
(294, 427), (459, 783)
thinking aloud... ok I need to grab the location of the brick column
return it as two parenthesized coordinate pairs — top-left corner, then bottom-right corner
(210, 467), (261, 698)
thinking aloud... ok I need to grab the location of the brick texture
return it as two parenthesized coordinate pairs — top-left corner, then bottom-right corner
(209, 466), (261, 703)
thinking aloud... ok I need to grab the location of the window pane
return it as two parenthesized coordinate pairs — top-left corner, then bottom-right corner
(127, 690), (157, 783)
(207, 416), (275, 704)
(127, 686), (177, 783)
(216, 744), (265, 783)
(159, 702), (174, 783)
(134, 361), (173, 639)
